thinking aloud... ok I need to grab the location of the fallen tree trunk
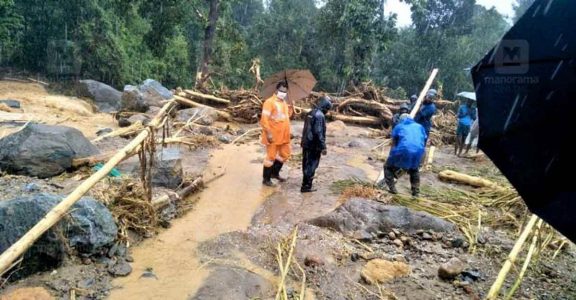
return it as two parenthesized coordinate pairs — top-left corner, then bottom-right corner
(174, 95), (232, 121)
(330, 114), (383, 126)
(0, 100), (177, 277)
(438, 170), (505, 190)
(152, 177), (203, 209)
(72, 151), (116, 168)
(183, 89), (230, 105)
(336, 98), (393, 120)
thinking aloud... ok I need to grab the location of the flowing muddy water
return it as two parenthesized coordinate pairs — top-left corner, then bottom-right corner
(110, 143), (275, 300)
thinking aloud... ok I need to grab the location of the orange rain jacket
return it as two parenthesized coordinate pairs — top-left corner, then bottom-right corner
(260, 95), (294, 145)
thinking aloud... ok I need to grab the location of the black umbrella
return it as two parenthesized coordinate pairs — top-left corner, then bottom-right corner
(472, 0), (576, 241)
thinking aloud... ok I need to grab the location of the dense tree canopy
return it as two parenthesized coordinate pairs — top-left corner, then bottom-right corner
(0, 0), (522, 98)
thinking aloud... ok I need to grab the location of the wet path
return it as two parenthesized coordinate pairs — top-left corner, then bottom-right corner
(109, 143), (275, 300)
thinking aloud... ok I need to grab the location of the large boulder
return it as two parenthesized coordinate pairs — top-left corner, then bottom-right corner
(140, 79), (173, 100)
(0, 99), (21, 109)
(120, 80), (172, 112)
(0, 194), (117, 279)
(308, 198), (459, 239)
(77, 80), (122, 112)
(0, 124), (99, 178)
(176, 108), (218, 126)
(152, 148), (183, 189)
(121, 85), (149, 112)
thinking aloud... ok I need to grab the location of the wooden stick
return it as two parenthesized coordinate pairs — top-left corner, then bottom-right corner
(409, 69), (439, 118)
(174, 95), (232, 121)
(0, 101), (176, 276)
(184, 89), (230, 105)
(426, 146), (436, 165)
(438, 170), (505, 190)
(504, 218), (544, 300)
(330, 114), (382, 126)
(72, 151), (116, 168)
(151, 177), (203, 209)
(486, 214), (539, 300)
(26, 78), (49, 86)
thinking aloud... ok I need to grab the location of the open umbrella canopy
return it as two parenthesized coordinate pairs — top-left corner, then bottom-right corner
(472, 0), (576, 241)
(260, 69), (317, 104)
(456, 92), (476, 101)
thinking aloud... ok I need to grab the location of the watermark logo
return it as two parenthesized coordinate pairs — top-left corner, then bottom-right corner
(495, 40), (529, 74)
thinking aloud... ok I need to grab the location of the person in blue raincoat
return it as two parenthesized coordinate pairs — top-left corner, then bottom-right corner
(455, 99), (477, 156)
(391, 103), (410, 128)
(408, 94), (418, 111)
(300, 96), (332, 193)
(414, 89), (437, 141)
(381, 114), (427, 196)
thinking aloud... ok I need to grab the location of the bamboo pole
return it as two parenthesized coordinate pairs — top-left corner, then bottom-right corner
(0, 101), (177, 276)
(374, 68), (438, 184)
(486, 214), (539, 300)
(151, 177), (203, 209)
(174, 95), (232, 121)
(409, 68), (439, 118)
(183, 89), (230, 105)
(438, 170), (505, 190)
(504, 218), (544, 300)
(330, 114), (382, 126)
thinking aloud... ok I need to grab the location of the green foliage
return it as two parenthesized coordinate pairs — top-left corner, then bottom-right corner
(0, 0), (22, 64)
(1, 0), (509, 98)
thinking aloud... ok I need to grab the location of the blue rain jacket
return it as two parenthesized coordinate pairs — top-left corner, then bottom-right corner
(415, 103), (436, 134)
(457, 105), (477, 127)
(386, 118), (427, 170)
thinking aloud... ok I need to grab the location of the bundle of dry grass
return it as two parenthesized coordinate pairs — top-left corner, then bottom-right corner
(90, 179), (157, 238)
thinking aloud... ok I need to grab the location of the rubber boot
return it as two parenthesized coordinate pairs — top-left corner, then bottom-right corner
(262, 166), (275, 187)
(411, 186), (420, 197)
(271, 160), (287, 182)
(300, 176), (317, 193)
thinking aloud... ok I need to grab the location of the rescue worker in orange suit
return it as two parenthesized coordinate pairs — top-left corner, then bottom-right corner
(260, 81), (294, 186)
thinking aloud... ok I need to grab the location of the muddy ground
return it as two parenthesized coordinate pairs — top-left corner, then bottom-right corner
(1, 82), (576, 300)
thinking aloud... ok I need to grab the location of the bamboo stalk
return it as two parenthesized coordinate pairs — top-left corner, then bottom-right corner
(438, 170), (505, 190)
(174, 95), (232, 121)
(426, 146), (436, 165)
(0, 101), (176, 276)
(486, 214), (539, 300)
(275, 227), (299, 300)
(504, 218), (544, 300)
(409, 69), (439, 118)
(183, 89), (230, 104)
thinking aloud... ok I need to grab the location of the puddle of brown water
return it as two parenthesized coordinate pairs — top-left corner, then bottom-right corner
(346, 154), (380, 181)
(109, 143), (275, 300)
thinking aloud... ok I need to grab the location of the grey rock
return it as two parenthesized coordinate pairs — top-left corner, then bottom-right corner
(191, 267), (274, 300)
(140, 79), (173, 100)
(438, 257), (466, 280)
(127, 114), (151, 126)
(348, 140), (368, 148)
(0, 194), (117, 279)
(0, 124), (99, 178)
(176, 108), (217, 126)
(0, 99), (21, 109)
(152, 148), (183, 189)
(218, 135), (232, 144)
(121, 85), (149, 112)
(308, 198), (460, 239)
(108, 259), (132, 277)
(96, 128), (113, 136)
(77, 80), (122, 113)
(23, 182), (41, 193)
(199, 127), (214, 136)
